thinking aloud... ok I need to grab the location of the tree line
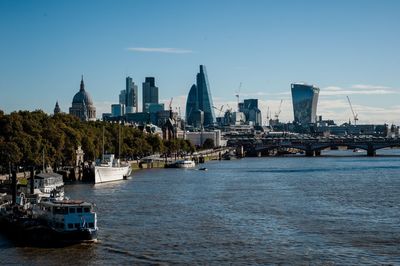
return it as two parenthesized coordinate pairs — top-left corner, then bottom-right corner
(0, 110), (196, 174)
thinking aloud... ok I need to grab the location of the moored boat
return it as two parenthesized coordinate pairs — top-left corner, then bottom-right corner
(95, 154), (131, 184)
(175, 160), (196, 168)
(0, 172), (98, 246)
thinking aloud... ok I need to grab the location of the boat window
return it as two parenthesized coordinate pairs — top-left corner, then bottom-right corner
(89, 222), (94, 228)
(75, 223), (80, 228)
(84, 207), (90, 213)
(68, 224), (73, 229)
(53, 206), (68, 214)
(69, 208), (75, 213)
(77, 207), (83, 213)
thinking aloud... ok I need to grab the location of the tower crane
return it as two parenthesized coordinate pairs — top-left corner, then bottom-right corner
(274, 99), (283, 120)
(346, 96), (358, 125)
(235, 82), (242, 111)
(212, 105), (224, 117)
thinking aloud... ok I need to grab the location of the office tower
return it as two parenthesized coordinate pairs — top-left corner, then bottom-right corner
(239, 99), (262, 126)
(185, 65), (216, 128)
(119, 90), (126, 105)
(111, 104), (125, 117)
(69, 76), (96, 121)
(125, 76), (138, 113)
(291, 83), (320, 125)
(185, 84), (198, 126)
(142, 77), (159, 113)
(196, 65), (216, 126)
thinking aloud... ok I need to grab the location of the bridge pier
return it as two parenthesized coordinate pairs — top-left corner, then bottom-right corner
(305, 150), (314, 157)
(367, 148), (376, 156)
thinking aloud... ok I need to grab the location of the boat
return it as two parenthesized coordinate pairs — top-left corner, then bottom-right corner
(26, 172), (65, 200)
(95, 154), (131, 184)
(94, 126), (132, 184)
(0, 174), (98, 246)
(175, 160), (196, 168)
(198, 167), (208, 171)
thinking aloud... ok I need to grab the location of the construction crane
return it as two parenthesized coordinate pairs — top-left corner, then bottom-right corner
(346, 96), (358, 125)
(169, 97), (173, 110)
(274, 99), (283, 120)
(212, 105), (224, 117)
(235, 82), (242, 111)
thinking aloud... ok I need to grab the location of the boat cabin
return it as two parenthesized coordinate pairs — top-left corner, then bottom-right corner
(39, 200), (97, 232)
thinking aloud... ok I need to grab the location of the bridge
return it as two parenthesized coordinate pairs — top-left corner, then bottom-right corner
(228, 136), (400, 157)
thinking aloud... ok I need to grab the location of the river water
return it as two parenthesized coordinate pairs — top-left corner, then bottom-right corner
(1, 150), (400, 265)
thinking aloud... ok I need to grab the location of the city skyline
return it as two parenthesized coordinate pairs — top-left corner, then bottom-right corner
(1, 0), (400, 124)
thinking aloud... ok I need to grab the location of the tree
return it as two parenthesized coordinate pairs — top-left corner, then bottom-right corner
(202, 138), (215, 149)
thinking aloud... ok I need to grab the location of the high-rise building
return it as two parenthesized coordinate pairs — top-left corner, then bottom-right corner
(186, 84), (198, 126)
(125, 76), (138, 113)
(185, 65), (216, 127)
(291, 83), (319, 125)
(239, 99), (262, 126)
(142, 77), (159, 112)
(111, 104), (125, 117)
(119, 90), (126, 106)
(69, 76), (96, 121)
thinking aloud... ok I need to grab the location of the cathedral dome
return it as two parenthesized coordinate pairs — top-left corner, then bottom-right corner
(72, 76), (93, 105)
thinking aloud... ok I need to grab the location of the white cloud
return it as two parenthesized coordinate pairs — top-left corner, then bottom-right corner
(126, 47), (194, 54)
(351, 84), (391, 90)
(320, 84), (398, 96)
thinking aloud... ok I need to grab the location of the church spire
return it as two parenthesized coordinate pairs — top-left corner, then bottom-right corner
(80, 75), (85, 91)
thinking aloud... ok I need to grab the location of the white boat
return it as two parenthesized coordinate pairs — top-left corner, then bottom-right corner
(95, 154), (131, 184)
(175, 160), (196, 168)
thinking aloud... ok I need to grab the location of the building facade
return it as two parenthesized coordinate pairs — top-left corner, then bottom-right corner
(239, 99), (262, 126)
(69, 76), (96, 121)
(125, 76), (138, 113)
(111, 103), (125, 117)
(291, 83), (319, 125)
(142, 77), (159, 113)
(185, 65), (216, 128)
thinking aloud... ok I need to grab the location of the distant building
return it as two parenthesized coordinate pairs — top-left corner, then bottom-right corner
(291, 83), (319, 125)
(239, 99), (262, 126)
(183, 130), (223, 147)
(125, 76), (138, 113)
(69, 76), (96, 121)
(54, 101), (61, 115)
(185, 65), (216, 128)
(142, 77), (159, 113)
(111, 104), (125, 117)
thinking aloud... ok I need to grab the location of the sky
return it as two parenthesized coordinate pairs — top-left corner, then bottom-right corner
(0, 0), (399, 125)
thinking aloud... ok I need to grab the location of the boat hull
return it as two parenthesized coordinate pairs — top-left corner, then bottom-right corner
(94, 165), (131, 184)
(0, 216), (97, 247)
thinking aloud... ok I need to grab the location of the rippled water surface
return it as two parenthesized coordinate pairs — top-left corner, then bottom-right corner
(1, 150), (400, 265)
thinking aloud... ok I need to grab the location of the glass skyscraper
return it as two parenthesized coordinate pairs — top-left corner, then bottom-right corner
(291, 83), (320, 125)
(125, 76), (138, 113)
(185, 65), (216, 127)
(142, 77), (159, 113)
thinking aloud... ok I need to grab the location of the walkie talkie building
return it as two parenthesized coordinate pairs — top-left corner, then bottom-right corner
(291, 83), (319, 125)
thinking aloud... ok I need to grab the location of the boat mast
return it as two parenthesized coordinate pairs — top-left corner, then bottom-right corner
(42, 147), (45, 173)
(102, 126), (105, 161)
(118, 123), (121, 159)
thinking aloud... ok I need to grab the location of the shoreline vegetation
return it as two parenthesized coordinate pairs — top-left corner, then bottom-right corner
(0, 110), (200, 176)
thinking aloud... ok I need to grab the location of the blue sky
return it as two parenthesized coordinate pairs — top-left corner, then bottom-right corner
(1, 0), (399, 124)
